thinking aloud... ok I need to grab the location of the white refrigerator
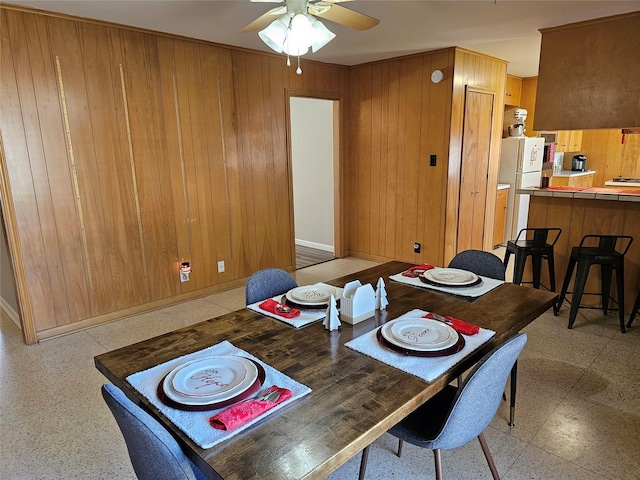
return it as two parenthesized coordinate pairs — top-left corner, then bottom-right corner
(498, 136), (544, 241)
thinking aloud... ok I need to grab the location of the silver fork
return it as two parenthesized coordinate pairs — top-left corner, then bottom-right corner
(429, 312), (453, 326)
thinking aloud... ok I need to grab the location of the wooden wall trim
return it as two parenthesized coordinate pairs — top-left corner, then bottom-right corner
(0, 134), (37, 344)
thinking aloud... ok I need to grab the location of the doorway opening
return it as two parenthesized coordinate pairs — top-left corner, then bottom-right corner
(289, 96), (337, 269)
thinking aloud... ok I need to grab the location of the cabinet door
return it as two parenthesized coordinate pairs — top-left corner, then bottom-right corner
(569, 130), (583, 151)
(493, 189), (508, 246)
(556, 131), (571, 152)
(505, 75), (522, 106)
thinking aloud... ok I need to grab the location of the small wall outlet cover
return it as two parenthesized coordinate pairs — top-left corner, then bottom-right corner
(217, 260), (225, 273)
(180, 271), (190, 282)
(413, 242), (421, 253)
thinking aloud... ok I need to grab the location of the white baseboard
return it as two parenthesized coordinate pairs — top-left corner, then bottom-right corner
(295, 239), (334, 254)
(0, 297), (21, 329)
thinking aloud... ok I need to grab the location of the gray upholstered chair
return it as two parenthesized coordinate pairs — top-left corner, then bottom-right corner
(448, 249), (506, 281)
(358, 333), (528, 480)
(101, 384), (208, 480)
(245, 268), (298, 305)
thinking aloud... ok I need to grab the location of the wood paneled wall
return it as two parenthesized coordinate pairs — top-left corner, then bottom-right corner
(347, 50), (455, 265)
(0, 6), (348, 342)
(347, 48), (507, 266)
(580, 130), (640, 187)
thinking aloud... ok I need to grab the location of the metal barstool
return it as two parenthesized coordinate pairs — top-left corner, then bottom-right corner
(555, 235), (633, 333)
(504, 228), (561, 291)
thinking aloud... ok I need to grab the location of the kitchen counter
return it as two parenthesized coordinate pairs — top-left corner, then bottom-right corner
(517, 186), (640, 201)
(497, 183), (510, 190)
(551, 170), (595, 177)
(605, 179), (640, 187)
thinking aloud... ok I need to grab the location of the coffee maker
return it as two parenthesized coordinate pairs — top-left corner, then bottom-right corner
(572, 155), (587, 172)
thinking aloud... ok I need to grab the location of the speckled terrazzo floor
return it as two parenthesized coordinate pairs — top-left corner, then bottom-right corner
(1, 255), (639, 480)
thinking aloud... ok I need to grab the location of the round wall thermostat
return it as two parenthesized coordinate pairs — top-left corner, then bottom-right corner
(431, 69), (444, 83)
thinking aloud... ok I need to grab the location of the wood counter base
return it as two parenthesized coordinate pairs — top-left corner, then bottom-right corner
(527, 196), (639, 315)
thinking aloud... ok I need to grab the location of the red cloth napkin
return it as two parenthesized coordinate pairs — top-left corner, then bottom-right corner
(209, 386), (292, 431)
(258, 299), (301, 318)
(402, 263), (435, 277)
(422, 312), (479, 336)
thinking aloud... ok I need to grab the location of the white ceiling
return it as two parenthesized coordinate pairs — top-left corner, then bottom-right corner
(6, 0), (640, 77)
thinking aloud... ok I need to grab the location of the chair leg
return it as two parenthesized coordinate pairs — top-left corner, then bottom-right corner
(615, 262), (626, 334)
(601, 265), (613, 315)
(503, 250), (511, 270)
(478, 433), (500, 480)
(627, 289), (640, 328)
(547, 251), (556, 292)
(397, 439), (403, 457)
(433, 449), (444, 480)
(358, 446), (370, 480)
(508, 360), (518, 427)
(556, 256), (577, 316)
(531, 254), (542, 289)
(513, 252), (527, 286)
(568, 261), (591, 329)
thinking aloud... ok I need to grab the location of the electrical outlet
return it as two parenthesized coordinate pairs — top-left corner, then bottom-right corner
(413, 242), (421, 253)
(217, 260), (225, 273)
(180, 271), (189, 282)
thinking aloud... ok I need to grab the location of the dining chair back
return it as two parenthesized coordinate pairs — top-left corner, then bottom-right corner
(101, 384), (208, 480)
(359, 333), (527, 480)
(448, 249), (505, 281)
(245, 268), (298, 305)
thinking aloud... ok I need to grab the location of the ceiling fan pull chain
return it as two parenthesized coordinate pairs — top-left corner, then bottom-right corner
(296, 55), (302, 75)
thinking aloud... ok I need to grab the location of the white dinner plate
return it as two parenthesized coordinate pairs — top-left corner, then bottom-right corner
(390, 318), (454, 347)
(171, 356), (248, 397)
(381, 321), (458, 352)
(163, 356), (258, 405)
(422, 268), (479, 286)
(286, 285), (337, 305)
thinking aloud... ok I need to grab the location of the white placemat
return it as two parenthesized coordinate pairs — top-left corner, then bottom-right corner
(126, 341), (312, 449)
(247, 283), (344, 328)
(345, 309), (495, 383)
(390, 269), (504, 298)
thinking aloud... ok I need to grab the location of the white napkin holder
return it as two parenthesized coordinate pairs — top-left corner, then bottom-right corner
(340, 280), (375, 325)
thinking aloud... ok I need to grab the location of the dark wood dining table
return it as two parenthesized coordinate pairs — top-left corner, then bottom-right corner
(94, 261), (558, 480)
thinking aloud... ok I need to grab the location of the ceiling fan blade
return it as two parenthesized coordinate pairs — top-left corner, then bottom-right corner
(250, 0), (283, 3)
(311, 3), (379, 31)
(240, 6), (287, 32)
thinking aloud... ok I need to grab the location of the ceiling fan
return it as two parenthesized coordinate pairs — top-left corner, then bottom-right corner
(241, 0), (379, 72)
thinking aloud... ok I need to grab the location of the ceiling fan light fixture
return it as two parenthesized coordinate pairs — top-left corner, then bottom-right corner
(258, 16), (289, 53)
(308, 16), (335, 53)
(258, 12), (335, 57)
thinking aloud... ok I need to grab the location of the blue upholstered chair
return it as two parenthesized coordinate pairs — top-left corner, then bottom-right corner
(358, 334), (528, 480)
(448, 250), (506, 281)
(245, 268), (298, 305)
(101, 384), (208, 480)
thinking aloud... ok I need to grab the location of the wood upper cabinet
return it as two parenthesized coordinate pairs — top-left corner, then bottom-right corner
(493, 187), (508, 247)
(556, 130), (583, 152)
(504, 75), (522, 106)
